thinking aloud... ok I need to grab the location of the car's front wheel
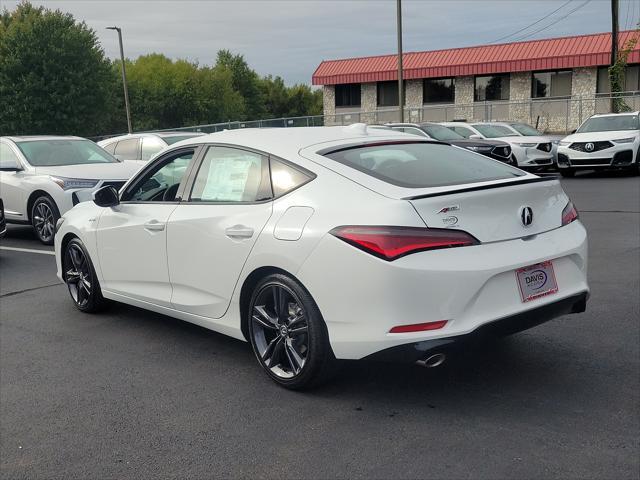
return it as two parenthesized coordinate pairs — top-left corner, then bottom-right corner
(31, 195), (59, 245)
(248, 274), (336, 389)
(63, 238), (106, 313)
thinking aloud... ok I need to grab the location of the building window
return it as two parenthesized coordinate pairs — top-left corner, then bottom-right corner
(474, 74), (510, 101)
(335, 83), (361, 107)
(597, 65), (640, 94)
(377, 80), (401, 107)
(532, 70), (572, 98)
(423, 78), (454, 104)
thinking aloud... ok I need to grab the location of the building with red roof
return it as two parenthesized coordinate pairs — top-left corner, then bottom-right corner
(312, 31), (640, 132)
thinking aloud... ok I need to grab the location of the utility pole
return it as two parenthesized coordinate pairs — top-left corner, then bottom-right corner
(107, 26), (132, 134)
(610, 0), (619, 112)
(397, 0), (404, 123)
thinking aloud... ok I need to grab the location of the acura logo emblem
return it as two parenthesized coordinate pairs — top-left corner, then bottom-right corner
(585, 142), (595, 152)
(520, 206), (534, 227)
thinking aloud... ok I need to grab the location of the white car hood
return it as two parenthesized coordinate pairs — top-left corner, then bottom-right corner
(34, 162), (141, 180)
(560, 130), (639, 143)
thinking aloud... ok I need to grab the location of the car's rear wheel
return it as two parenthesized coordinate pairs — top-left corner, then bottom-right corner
(31, 195), (59, 245)
(560, 168), (576, 178)
(63, 238), (106, 313)
(248, 274), (336, 389)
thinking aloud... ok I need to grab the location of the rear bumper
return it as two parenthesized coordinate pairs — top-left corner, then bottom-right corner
(364, 292), (588, 362)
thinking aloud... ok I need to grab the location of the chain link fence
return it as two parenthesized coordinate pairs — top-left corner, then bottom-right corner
(97, 92), (640, 140)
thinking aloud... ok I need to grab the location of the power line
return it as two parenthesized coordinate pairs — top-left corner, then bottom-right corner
(489, 0), (573, 44)
(509, 0), (593, 43)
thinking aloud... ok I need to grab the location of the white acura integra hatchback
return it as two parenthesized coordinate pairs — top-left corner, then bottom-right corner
(54, 125), (589, 389)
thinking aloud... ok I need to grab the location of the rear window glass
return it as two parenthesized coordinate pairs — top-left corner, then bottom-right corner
(322, 142), (524, 188)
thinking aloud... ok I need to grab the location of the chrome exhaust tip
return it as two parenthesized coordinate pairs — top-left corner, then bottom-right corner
(416, 353), (446, 368)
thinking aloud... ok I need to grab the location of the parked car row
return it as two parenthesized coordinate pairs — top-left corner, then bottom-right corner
(1, 113), (638, 247)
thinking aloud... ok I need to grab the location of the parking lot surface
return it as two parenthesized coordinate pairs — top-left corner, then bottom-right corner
(1, 173), (639, 479)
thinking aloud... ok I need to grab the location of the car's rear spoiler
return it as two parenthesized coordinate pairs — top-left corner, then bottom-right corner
(403, 175), (559, 200)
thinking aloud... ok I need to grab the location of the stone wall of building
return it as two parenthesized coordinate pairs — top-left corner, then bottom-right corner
(509, 71), (531, 123)
(569, 67), (598, 129)
(405, 79), (423, 122)
(360, 82), (378, 124)
(454, 76), (474, 120)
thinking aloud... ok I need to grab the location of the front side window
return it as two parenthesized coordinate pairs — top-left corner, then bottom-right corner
(335, 83), (361, 107)
(323, 142), (523, 189)
(423, 78), (455, 104)
(509, 123), (541, 135)
(474, 74), (510, 102)
(123, 149), (194, 202)
(449, 125), (474, 138)
(577, 115), (640, 133)
(377, 81), (400, 107)
(473, 124), (517, 138)
(15, 139), (118, 166)
(532, 70), (572, 98)
(0, 142), (21, 169)
(420, 124), (465, 141)
(114, 138), (140, 160)
(141, 136), (166, 161)
(190, 147), (270, 203)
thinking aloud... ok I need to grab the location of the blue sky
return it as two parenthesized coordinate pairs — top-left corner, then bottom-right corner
(5, 0), (636, 84)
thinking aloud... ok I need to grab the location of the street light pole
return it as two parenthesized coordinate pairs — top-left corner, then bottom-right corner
(396, 0), (404, 123)
(107, 26), (132, 134)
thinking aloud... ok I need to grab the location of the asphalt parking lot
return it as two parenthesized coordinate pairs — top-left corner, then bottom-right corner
(1, 173), (639, 479)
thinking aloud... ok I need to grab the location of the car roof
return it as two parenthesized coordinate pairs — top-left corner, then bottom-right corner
(589, 111), (640, 118)
(2, 135), (86, 142)
(168, 125), (410, 158)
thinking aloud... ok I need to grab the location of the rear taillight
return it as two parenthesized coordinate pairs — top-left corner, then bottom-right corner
(562, 201), (579, 226)
(330, 226), (479, 261)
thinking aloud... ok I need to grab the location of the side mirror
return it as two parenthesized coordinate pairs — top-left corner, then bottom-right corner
(570, 129), (577, 134)
(93, 186), (120, 208)
(0, 161), (22, 172)
(469, 134), (483, 140)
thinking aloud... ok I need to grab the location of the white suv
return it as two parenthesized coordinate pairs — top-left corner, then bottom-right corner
(557, 112), (640, 177)
(0, 136), (140, 244)
(441, 122), (554, 169)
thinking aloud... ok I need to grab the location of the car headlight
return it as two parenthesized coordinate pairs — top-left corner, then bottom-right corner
(513, 142), (537, 147)
(50, 176), (99, 190)
(558, 141), (571, 146)
(612, 137), (636, 144)
(466, 146), (492, 152)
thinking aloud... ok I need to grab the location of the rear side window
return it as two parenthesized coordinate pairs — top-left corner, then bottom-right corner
(114, 138), (140, 159)
(270, 158), (313, 197)
(190, 147), (271, 203)
(102, 142), (116, 154)
(322, 142), (524, 188)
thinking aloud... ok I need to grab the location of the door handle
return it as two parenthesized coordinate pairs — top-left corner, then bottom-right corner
(144, 220), (166, 232)
(225, 225), (254, 239)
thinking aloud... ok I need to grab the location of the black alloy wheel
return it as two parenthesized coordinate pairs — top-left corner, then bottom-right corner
(63, 239), (105, 312)
(248, 274), (336, 389)
(31, 196), (59, 245)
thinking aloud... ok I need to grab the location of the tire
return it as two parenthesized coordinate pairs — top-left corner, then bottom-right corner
(560, 168), (576, 178)
(62, 238), (106, 313)
(31, 195), (60, 245)
(247, 273), (336, 390)
(509, 154), (518, 167)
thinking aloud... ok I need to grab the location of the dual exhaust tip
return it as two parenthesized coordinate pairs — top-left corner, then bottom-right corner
(415, 352), (446, 368)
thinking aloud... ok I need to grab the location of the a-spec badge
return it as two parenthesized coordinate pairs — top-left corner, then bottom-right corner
(437, 205), (460, 214)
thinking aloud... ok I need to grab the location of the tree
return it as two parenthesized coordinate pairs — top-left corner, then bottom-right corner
(216, 50), (264, 119)
(0, 1), (116, 137)
(608, 23), (640, 113)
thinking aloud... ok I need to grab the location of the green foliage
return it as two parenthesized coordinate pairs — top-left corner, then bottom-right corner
(1, 2), (323, 137)
(0, 1), (115, 136)
(608, 23), (640, 113)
